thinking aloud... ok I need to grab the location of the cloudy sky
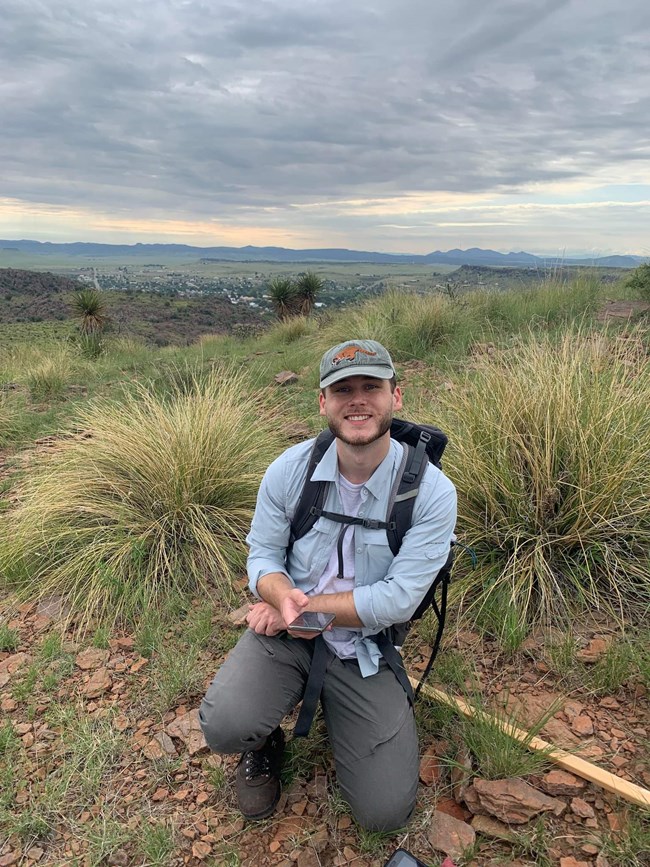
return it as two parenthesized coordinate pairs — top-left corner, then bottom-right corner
(2, 0), (649, 255)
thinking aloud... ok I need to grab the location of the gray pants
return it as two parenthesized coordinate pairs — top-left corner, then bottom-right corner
(199, 629), (419, 831)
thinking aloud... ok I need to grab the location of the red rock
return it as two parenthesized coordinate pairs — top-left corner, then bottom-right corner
(606, 812), (624, 832)
(427, 810), (476, 859)
(269, 841), (281, 853)
(436, 798), (471, 822)
(0, 853), (18, 866)
(451, 744), (472, 803)
(571, 798), (596, 819)
(541, 770), (587, 796)
(470, 778), (565, 824)
(419, 744), (443, 786)
(83, 667), (112, 697)
(598, 697), (620, 709)
(577, 637), (609, 663)
(75, 647), (110, 670)
(151, 787), (168, 801)
(166, 709), (208, 755)
(143, 732), (177, 760)
(1, 698), (17, 712)
(470, 814), (514, 841)
(0, 651), (32, 679)
(228, 603), (252, 625)
(130, 657), (148, 673)
(275, 371), (299, 386)
(542, 717), (580, 749)
(191, 840), (211, 859)
(559, 859), (590, 867)
(272, 816), (311, 843)
(571, 714), (594, 737)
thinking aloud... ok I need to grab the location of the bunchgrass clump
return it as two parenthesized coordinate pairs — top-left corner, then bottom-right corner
(322, 289), (467, 361)
(466, 274), (601, 334)
(0, 623), (19, 652)
(429, 329), (650, 633)
(25, 348), (73, 401)
(271, 315), (318, 344)
(601, 806), (650, 867)
(0, 367), (289, 626)
(458, 693), (559, 780)
(138, 821), (176, 867)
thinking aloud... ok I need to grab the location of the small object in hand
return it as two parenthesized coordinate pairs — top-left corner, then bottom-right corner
(287, 612), (335, 633)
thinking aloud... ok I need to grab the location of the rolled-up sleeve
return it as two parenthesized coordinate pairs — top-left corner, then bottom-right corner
(353, 469), (457, 631)
(246, 456), (295, 597)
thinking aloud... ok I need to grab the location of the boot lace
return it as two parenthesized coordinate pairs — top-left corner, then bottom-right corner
(243, 748), (271, 781)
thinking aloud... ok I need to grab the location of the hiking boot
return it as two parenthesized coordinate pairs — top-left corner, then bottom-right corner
(235, 726), (285, 820)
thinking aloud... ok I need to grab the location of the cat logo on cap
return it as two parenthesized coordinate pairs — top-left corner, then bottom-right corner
(331, 345), (377, 366)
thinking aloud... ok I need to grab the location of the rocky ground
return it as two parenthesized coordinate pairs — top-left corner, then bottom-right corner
(1, 593), (649, 867)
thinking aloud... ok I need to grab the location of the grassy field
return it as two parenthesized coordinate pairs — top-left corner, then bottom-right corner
(1, 270), (649, 866)
(0, 248), (458, 279)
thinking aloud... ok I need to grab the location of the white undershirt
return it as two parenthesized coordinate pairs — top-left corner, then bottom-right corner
(307, 473), (365, 659)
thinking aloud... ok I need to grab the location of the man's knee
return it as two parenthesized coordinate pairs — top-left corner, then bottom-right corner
(345, 790), (416, 833)
(199, 689), (279, 755)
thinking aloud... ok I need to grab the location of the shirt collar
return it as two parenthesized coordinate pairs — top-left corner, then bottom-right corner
(311, 437), (402, 499)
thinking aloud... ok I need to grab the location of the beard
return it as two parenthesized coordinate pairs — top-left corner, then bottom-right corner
(326, 409), (393, 447)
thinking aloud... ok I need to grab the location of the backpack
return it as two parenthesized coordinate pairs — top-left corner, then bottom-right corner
(289, 418), (455, 735)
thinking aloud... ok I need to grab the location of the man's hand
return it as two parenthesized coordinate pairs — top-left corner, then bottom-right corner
(246, 602), (286, 636)
(279, 588), (310, 630)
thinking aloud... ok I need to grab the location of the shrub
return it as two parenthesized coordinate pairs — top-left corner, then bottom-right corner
(0, 368), (289, 626)
(429, 330), (650, 632)
(625, 262), (650, 301)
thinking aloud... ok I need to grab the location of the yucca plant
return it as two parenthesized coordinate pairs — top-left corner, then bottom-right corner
(71, 289), (108, 336)
(295, 272), (323, 316)
(428, 329), (650, 632)
(268, 277), (300, 321)
(0, 368), (289, 627)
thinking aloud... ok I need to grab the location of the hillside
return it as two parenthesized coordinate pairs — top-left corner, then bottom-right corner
(0, 268), (264, 346)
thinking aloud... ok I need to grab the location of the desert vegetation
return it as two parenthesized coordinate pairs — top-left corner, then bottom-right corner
(0, 271), (649, 866)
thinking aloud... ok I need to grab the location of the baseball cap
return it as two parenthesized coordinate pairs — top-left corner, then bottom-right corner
(319, 339), (397, 388)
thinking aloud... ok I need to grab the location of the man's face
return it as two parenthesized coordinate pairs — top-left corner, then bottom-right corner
(319, 376), (403, 447)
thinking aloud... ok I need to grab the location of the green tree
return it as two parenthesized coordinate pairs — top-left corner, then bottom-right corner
(295, 271), (323, 316)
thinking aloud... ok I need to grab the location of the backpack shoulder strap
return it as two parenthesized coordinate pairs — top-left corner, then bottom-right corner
(288, 429), (334, 546)
(385, 430), (432, 555)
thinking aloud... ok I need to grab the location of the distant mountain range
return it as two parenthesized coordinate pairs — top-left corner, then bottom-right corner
(0, 239), (645, 268)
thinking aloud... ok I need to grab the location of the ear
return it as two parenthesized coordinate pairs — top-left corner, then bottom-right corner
(392, 386), (403, 412)
(319, 391), (327, 416)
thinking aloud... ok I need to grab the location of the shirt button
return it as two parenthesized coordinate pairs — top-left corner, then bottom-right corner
(356, 547), (362, 554)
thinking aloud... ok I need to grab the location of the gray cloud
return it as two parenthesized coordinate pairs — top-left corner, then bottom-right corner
(2, 0), (649, 246)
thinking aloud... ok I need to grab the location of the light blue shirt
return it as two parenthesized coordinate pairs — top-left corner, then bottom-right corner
(247, 437), (457, 676)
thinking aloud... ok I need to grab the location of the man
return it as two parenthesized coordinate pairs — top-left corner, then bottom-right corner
(199, 339), (456, 831)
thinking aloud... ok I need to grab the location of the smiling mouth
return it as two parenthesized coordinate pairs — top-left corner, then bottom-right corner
(346, 414), (371, 422)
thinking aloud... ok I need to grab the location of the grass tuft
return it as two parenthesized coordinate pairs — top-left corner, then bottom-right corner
(0, 367), (289, 626)
(428, 329), (650, 632)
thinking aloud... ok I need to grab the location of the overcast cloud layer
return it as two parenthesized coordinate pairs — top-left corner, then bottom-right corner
(2, 0), (650, 253)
